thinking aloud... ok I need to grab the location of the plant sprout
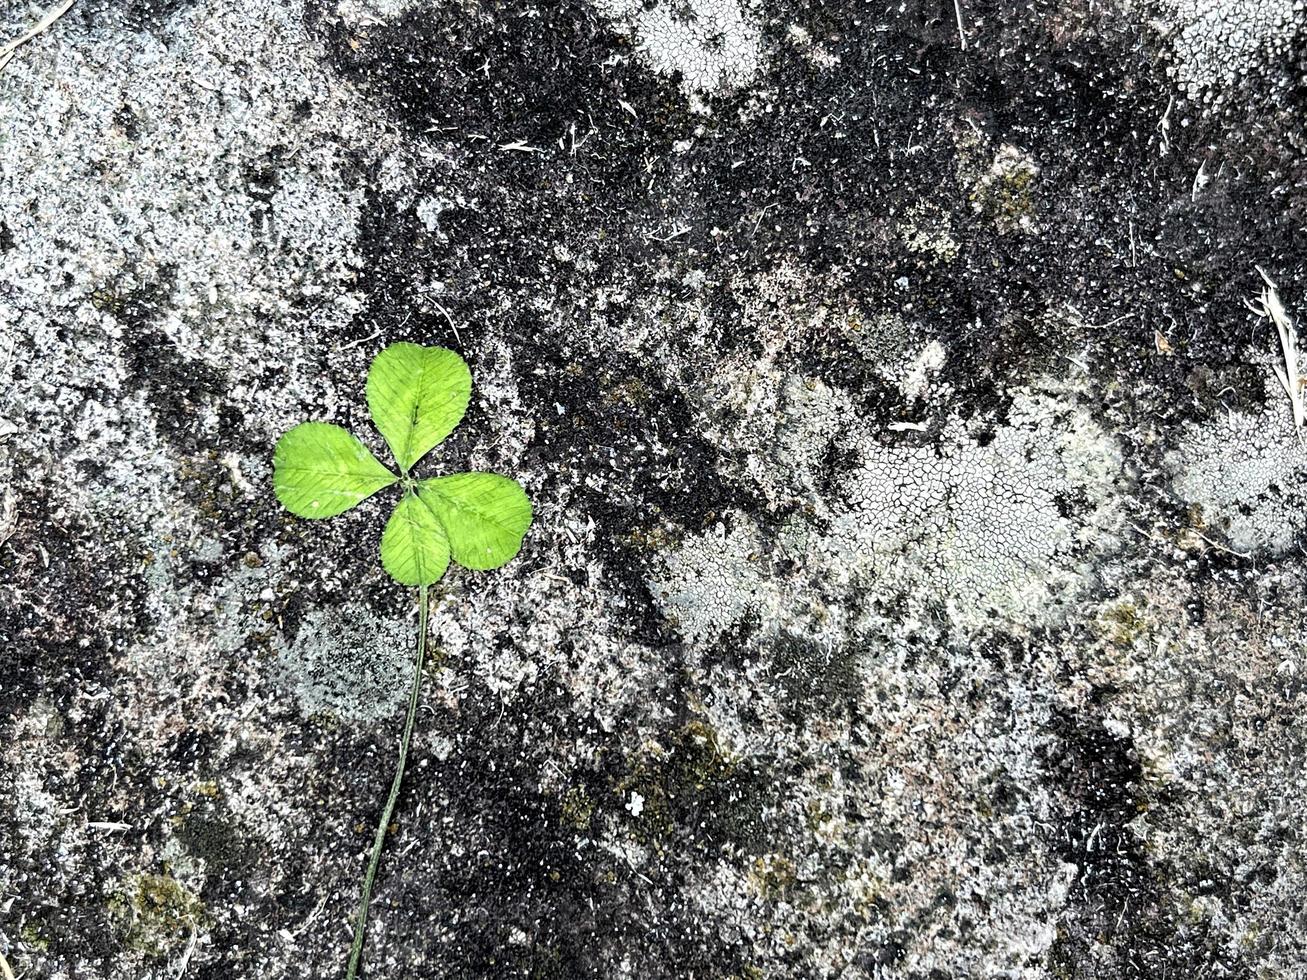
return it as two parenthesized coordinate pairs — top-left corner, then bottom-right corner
(272, 342), (532, 978)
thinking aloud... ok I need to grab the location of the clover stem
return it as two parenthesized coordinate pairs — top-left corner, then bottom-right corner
(345, 582), (429, 980)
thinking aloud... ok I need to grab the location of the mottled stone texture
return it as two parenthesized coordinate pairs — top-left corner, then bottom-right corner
(2, 0), (1306, 977)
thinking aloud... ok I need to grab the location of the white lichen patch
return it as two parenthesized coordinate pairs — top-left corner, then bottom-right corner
(647, 516), (767, 645)
(898, 202), (961, 263)
(331, 0), (425, 25)
(830, 388), (1124, 626)
(785, 24), (839, 69)
(1170, 376), (1307, 554)
(654, 375), (1124, 647)
(596, 0), (763, 98)
(898, 338), (948, 402)
(274, 603), (412, 720)
(0, 0), (399, 477)
(1163, 0), (1304, 102)
(698, 364), (852, 506)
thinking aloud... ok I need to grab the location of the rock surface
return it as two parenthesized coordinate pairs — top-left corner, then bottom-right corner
(2, 0), (1306, 977)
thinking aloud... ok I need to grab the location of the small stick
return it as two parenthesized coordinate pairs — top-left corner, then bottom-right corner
(953, 0), (968, 51)
(174, 926), (198, 979)
(0, 950), (15, 980)
(345, 584), (429, 980)
(1247, 266), (1303, 433)
(0, 0), (75, 72)
(430, 300), (461, 347)
(1190, 529), (1251, 560)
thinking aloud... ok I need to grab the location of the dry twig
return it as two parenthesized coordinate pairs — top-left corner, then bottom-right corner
(1244, 267), (1304, 433)
(0, 0), (75, 76)
(953, 0), (968, 50)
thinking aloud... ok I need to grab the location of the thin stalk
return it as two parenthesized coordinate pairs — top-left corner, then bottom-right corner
(345, 583), (428, 979)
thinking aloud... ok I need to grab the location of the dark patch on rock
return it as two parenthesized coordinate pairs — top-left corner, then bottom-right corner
(121, 325), (229, 456)
(309, 0), (680, 170)
(74, 0), (197, 32)
(769, 629), (862, 719)
(1042, 709), (1252, 978)
(300, 682), (760, 978)
(0, 491), (156, 968)
(167, 726), (217, 770)
(513, 338), (759, 641)
(609, 716), (774, 858)
(112, 103), (141, 140)
(176, 798), (264, 884)
(0, 488), (150, 728)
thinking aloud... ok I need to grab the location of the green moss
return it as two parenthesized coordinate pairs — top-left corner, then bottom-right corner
(970, 149), (1039, 231)
(749, 854), (797, 900)
(991, 167), (1036, 218)
(804, 798), (832, 834)
(18, 921), (50, 952)
(603, 375), (654, 408)
(624, 523), (678, 553)
(108, 873), (207, 958)
(1100, 600), (1147, 647)
(90, 286), (126, 315)
(559, 786), (595, 831)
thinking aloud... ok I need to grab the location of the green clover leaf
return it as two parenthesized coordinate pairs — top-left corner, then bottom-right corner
(271, 343), (533, 979)
(272, 344), (532, 585)
(380, 492), (451, 586)
(273, 422), (397, 518)
(417, 473), (533, 570)
(366, 342), (472, 473)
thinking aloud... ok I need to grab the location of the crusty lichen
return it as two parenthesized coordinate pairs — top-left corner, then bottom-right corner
(274, 601), (411, 721)
(1169, 373), (1307, 554)
(653, 376), (1124, 643)
(3, 0), (1306, 975)
(1163, 0), (1303, 102)
(596, 0), (763, 101)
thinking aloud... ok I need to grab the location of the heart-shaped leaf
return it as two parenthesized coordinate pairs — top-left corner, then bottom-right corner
(366, 343), (472, 473)
(418, 473), (532, 570)
(380, 493), (451, 586)
(274, 422), (397, 519)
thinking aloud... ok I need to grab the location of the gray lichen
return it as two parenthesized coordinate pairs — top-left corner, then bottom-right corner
(1170, 374), (1307, 554)
(274, 602), (412, 720)
(1164, 0), (1304, 102)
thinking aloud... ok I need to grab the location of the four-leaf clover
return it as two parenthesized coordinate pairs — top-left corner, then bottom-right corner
(272, 343), (532, 585)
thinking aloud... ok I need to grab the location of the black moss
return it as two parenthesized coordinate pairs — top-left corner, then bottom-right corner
(769, 630), (863, 720)
(511, 339), (760, 642)
(0, 489), (150, 728)
(1042, 710), (1254, 978)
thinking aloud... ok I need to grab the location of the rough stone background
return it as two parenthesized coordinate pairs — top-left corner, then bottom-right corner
(2, 0), (1306, 977)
